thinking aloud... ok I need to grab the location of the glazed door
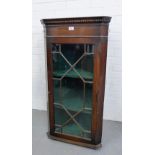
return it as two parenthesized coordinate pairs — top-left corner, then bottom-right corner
(50, 43), (94, 140)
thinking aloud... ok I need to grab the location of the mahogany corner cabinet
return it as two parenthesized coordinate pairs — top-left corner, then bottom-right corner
(41, 16), (111, 149)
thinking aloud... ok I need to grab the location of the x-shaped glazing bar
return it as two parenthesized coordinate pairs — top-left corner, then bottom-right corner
(54, 103), (90, 134)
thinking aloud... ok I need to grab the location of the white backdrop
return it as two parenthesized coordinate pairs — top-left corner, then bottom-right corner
(32, 0), (122, 121)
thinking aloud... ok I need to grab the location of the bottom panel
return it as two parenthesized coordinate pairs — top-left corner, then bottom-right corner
(47, 132), (101, 149)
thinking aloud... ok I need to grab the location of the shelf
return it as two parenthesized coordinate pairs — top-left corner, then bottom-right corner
(53, 69), (93, 80)
(54, 104), (92, 114)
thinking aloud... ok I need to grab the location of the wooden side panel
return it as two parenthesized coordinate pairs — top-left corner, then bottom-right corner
(91, 43), (98, 143)
(91, 39), (108, 144)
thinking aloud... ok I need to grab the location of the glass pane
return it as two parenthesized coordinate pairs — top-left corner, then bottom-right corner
(53, 80), (60, 103)
(51, 44), (60, 53)
(84, 83), (93, 110)
(86, 44), (94, 54)
(75, 54), (94, 81)
(54, 106), (70, 133)
(61, 44), (84, 65)
(52, 44), (94, 140)
(52, 53), (70, 78)
(62, 77), (83, 111)
(74, 112), (92, 138)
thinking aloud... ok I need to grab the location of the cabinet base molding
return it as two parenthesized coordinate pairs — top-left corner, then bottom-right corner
(47, 132), (101, 149)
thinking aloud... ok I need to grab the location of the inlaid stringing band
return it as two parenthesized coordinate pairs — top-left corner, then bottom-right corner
(46, 35), (108, 38)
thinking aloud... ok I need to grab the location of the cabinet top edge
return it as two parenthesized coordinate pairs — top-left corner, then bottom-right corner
(41, 16), (111, 25)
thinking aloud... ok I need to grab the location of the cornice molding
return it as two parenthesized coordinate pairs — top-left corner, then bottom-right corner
(41, 16), (111, 25)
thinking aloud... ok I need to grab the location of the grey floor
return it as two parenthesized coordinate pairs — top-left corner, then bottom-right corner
(32, 109), (122, 155)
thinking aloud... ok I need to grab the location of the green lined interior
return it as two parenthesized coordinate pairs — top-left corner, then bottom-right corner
(54, 78), (92, 111)
(52, 44), (94, 139)
(54, 107), (92, 139)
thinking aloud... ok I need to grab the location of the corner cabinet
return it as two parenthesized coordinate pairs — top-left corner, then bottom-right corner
(41, 16), (111, 149)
